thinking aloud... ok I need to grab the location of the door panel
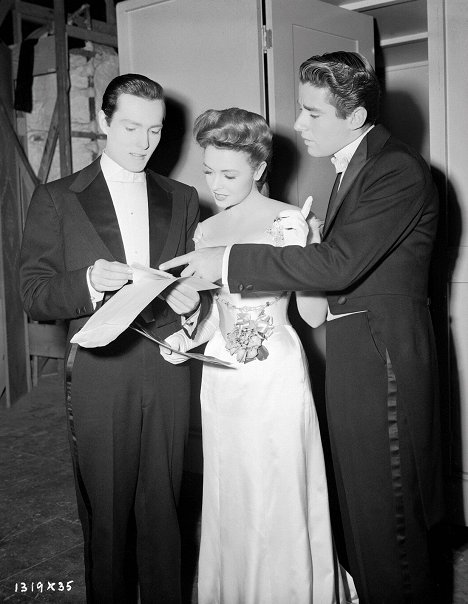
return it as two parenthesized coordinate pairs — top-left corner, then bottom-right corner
(266, 0), (374, 217)
(117, 0), (264, 208)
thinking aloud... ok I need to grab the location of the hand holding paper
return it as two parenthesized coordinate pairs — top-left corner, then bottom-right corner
(89, 259), (133, 292)
(161, 281), (201, 315)
(159, 332), (189, 365)
(71, 265), (217, 348)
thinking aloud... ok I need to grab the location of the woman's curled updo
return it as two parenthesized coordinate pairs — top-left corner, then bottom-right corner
(193, 108), (272, 170)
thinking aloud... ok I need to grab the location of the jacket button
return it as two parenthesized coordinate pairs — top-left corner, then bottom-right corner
(75, 308), (81, 315)
(337, 296), (347, 305)
(238, 284), (244, 292)
(246, 284), (253, 291)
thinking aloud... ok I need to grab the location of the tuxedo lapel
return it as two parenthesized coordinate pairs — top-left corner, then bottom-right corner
(322, 125), (392, 239)
(147, 172), (172, 266)
(66, 161), (185, 268)
(147, 171), (185, 267)
(76, 172), (127, 263)
(68, 158), (126, 263)
(322, 139), (368, 238)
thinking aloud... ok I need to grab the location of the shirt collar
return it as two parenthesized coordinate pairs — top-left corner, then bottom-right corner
(100, 151), (146, 183)
(331, 124), (374, 174)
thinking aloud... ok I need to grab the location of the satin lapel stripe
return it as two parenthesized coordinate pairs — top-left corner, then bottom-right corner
(77, 173), (126, 263)
(386, 349), (413, 598)
(65, 343), (94, 576)
(147, 174), (173, 265)
(324, 172), (342, 233)
(65, 343), (79, 456)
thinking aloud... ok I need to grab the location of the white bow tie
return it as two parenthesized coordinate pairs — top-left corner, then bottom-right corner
(331, 155), (350, 174)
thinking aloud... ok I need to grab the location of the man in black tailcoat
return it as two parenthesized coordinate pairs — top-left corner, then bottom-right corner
(20, 74), (206, 603)
(161, 52), (443, 603)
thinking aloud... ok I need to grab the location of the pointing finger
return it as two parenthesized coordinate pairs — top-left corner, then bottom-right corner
(180, 264), (196, 278)
(159, 253), (193, 271)
(301, 196), (313, 218)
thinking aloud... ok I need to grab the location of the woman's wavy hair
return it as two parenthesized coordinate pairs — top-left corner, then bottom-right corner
(101, 73), (164, 124)
(299, 51), (381, 124)
(193, 108), (272, 180)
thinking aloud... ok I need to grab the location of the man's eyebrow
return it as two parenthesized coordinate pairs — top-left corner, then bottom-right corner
(121, 119), (163, 127)
(298, 102), (322, 113)
(122, 119), (142, 126)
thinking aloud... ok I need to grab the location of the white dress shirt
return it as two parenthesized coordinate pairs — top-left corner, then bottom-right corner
(87, 152), (149, 304)
(101, 152), (150, 267)
(87, 154), (200, 333)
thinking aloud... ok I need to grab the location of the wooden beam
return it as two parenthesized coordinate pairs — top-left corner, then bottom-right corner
(38, 101), (58, 184)
(92, 19), (116, 36)
(54, 0), (72, 177)
(0, 99), (38, 192)
(17, 1), (54, 24)
(17, 3), (117, 38)
(28, 322), (67, 358)
(66, 24), (117, 47)
(77, 17), (117, 37)
(12, 2), (21, 43)
(0, 0), (14, 29)
(0, 97), (30, 405)
(105, 0), (116, 25)
(71, 130), (106, 140)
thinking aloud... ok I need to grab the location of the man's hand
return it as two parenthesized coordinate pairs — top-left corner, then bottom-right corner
(276, 208), (309, 247)
(162, 281), (200, 315)
(89, 259), (133, 292)
(274, 196), (322, 246)
(159, 247), (226, 283)
(159, 332), (189, 365)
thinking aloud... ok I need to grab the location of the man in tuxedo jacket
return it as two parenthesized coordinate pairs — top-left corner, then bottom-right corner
(20, 74), (205, 604)
(161, 52), (443, 603)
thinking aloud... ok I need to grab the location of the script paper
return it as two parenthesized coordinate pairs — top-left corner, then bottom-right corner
(71, 266), (235, 367)
(131, 324), (236, 369)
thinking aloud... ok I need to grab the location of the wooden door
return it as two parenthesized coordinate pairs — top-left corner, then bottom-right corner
(265, 0), (374, 217)
(117, 0), (373, 216)
(117, 0), (265, 209)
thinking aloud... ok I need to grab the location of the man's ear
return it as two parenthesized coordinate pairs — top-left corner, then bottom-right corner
(254, 161), (267, 182)
(98, 109), (110, 135)
(349, 106), (368, 130)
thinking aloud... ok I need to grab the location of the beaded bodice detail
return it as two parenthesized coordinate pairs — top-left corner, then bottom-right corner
(214, 288), (290, 363)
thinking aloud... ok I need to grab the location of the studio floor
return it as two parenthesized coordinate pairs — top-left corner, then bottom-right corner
(0, 372), (467, 603)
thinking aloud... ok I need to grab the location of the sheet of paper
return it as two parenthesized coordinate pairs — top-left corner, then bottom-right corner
(71, 266), (218, 349)
(132, 325), (236, 369)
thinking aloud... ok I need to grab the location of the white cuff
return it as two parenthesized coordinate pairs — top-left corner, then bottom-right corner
(222, 245), (232, 290)
(86, 266), (104, 309)
(181, 304), (201, 336)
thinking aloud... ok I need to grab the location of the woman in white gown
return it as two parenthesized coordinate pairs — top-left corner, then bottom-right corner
(161, 108), (357, 604)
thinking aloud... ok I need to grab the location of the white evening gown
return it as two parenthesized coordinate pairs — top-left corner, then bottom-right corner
(195, 223), (357, 604)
